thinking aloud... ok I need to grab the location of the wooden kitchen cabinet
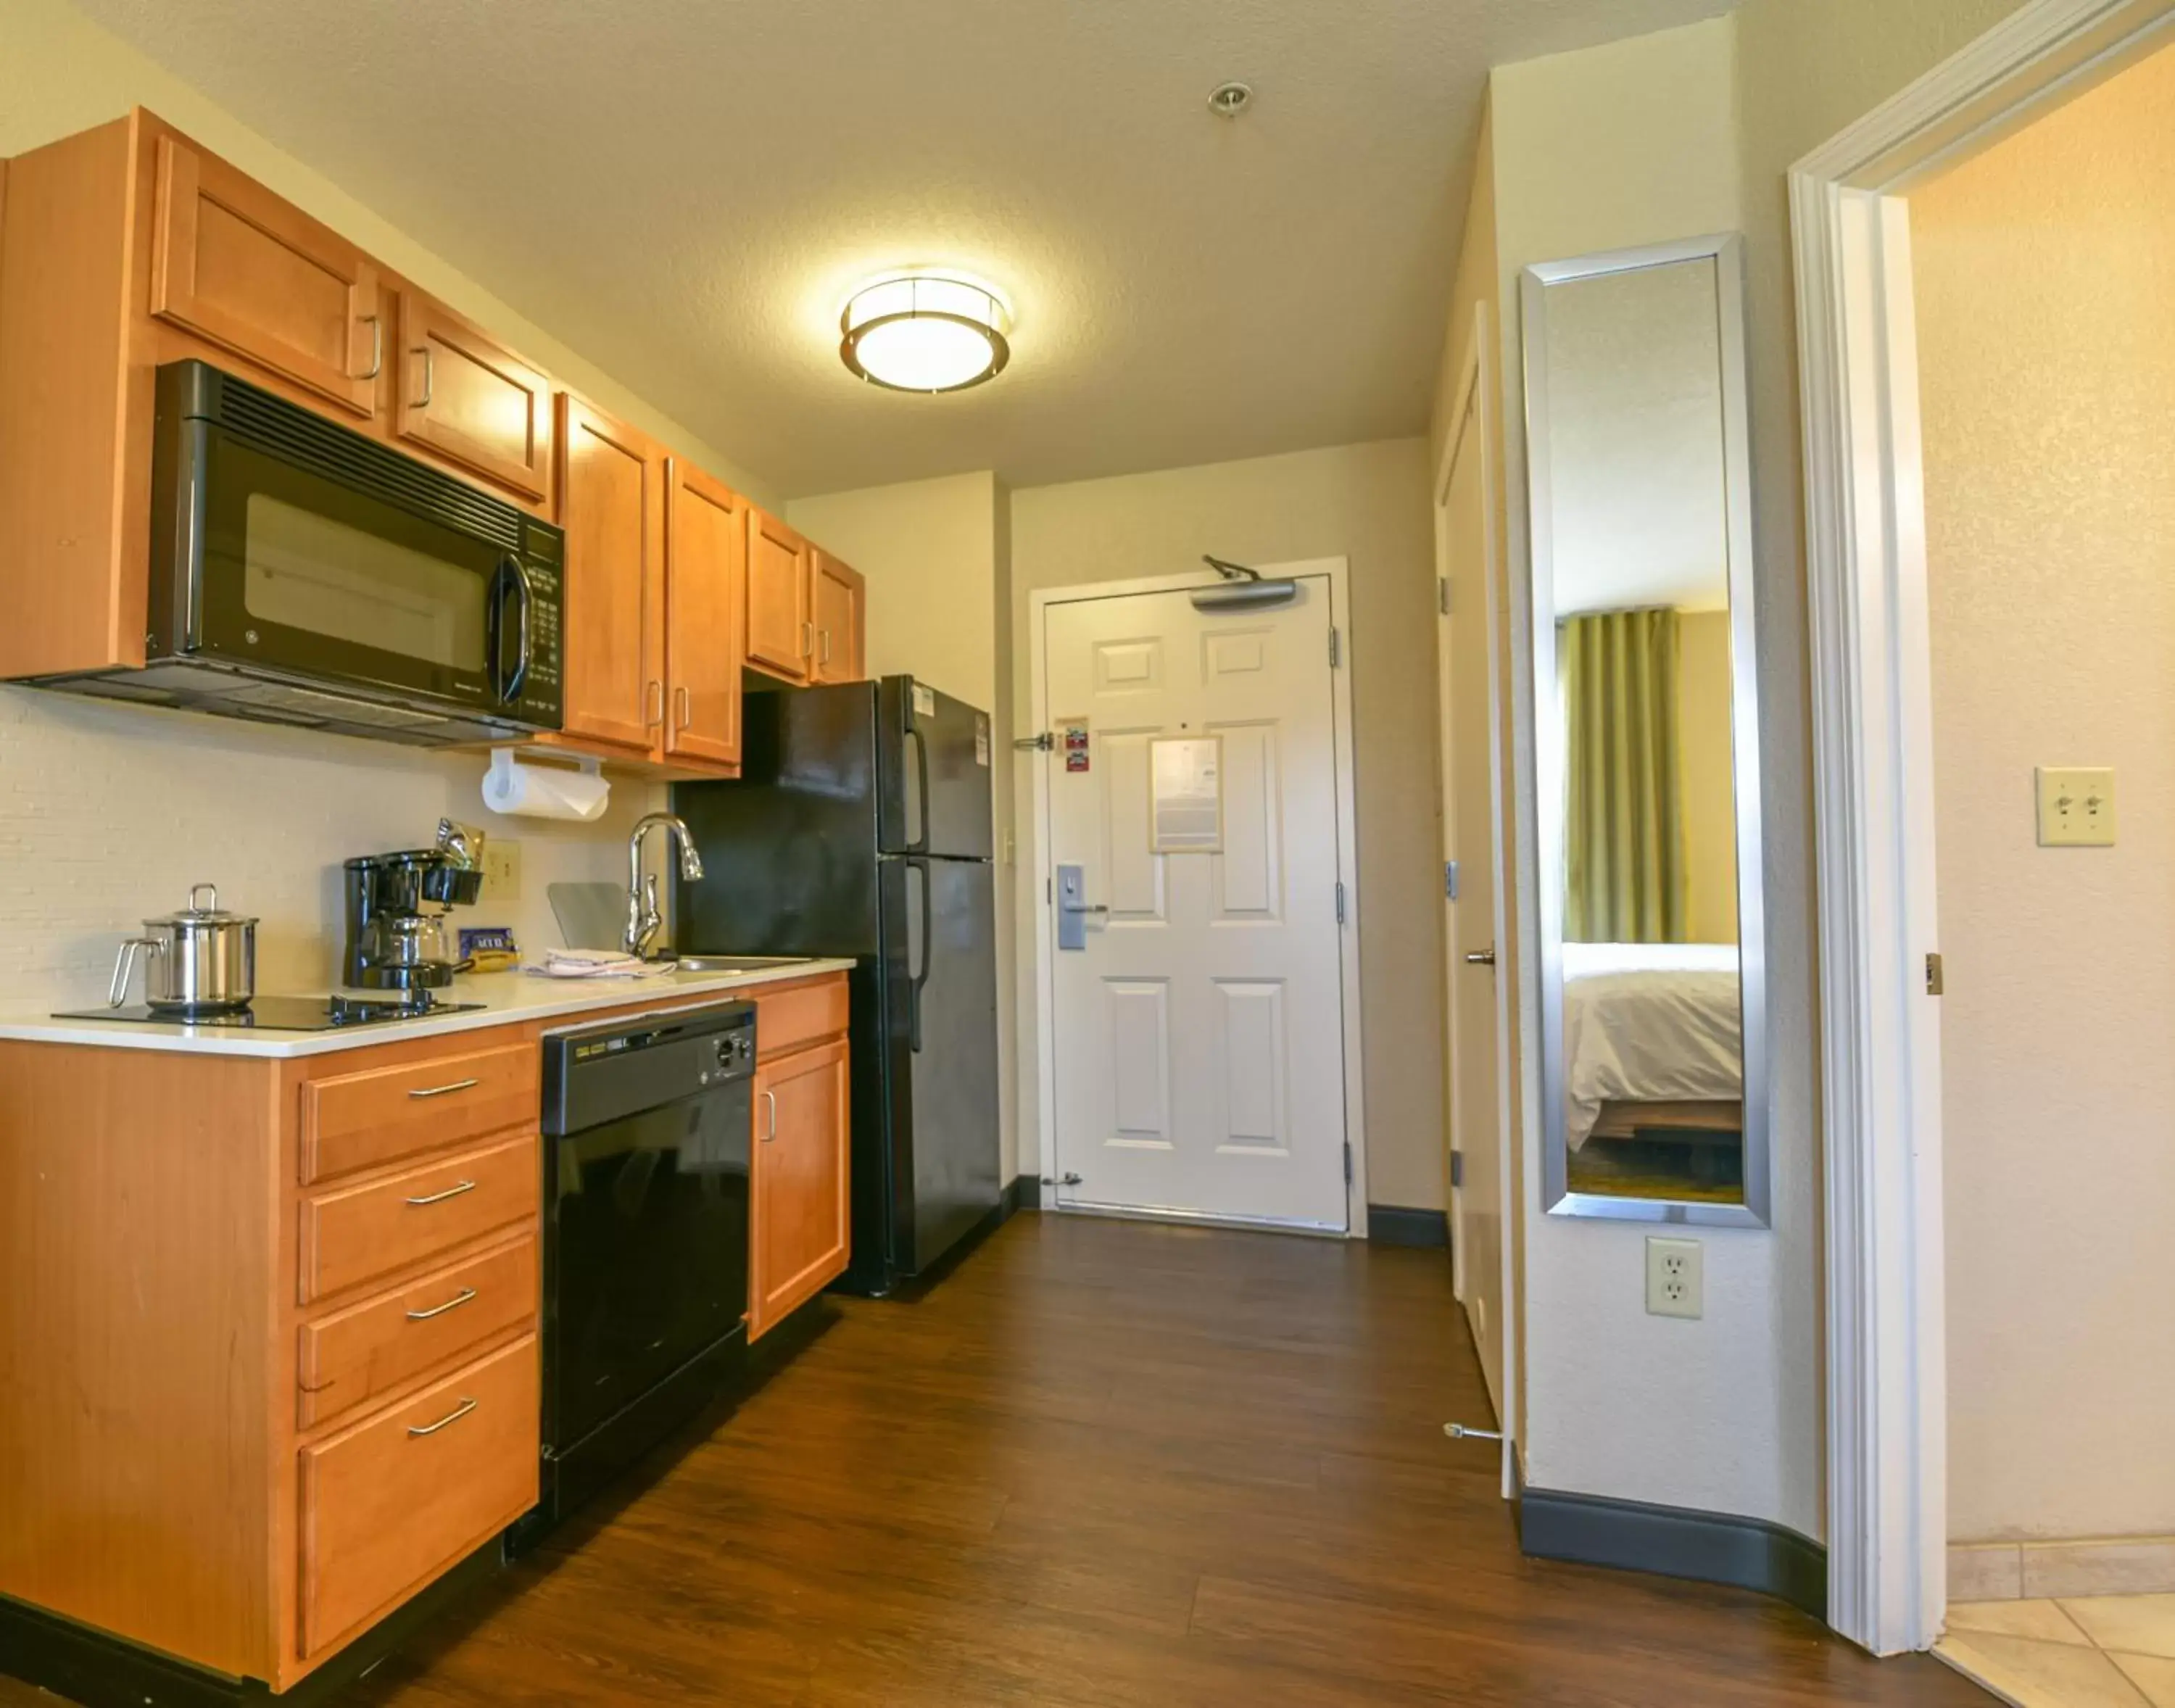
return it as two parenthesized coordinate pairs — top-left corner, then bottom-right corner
(745, 507), (814, 683)
(149, 131), (381, 418)
(751, 1035), (852, 1340)
(394, 291), (554, 503)
(663, 458), (747, 768)
(813, 550), (866, 684)
(555, 395), (665, 753)
(747, 971), (854, 1341)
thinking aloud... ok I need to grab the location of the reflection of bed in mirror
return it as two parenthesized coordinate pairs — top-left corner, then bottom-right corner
(1562, 942), (1743, 1199)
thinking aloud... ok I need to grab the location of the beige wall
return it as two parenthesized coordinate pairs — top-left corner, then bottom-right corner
(1010, 440), (1446, 1210)
(1910, 43), (2175, 1543)
(787, 473), (1020, 1185)
(0, 0), (842, 1002)
(1677, 610), (1739, 947)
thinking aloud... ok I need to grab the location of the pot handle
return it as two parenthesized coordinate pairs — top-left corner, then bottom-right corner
(109, 937), (165, 1008)
(188, 882), (220, 913)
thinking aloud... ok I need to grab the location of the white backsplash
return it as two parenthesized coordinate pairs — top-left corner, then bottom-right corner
(0, 686), (669, 1008)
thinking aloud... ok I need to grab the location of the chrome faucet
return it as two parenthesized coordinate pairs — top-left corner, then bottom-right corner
(624, 811), (705, 958)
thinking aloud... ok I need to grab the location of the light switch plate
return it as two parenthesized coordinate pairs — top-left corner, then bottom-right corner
(1646, 1237), (1703, 1319)
(2036, 767), (2116, 847)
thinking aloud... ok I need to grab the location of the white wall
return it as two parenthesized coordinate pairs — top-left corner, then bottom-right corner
(0, 0), (812, 1006)
(1010, 440), (1446, 1210)
(787, 473), (1020, 1185)
(1910, 42), (2175, 1544)
(1483, 14), (1805, 1529)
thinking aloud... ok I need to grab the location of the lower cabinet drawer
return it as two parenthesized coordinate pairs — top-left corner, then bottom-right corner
(298, 1236), (537, 1429)
(299, 1133), (539, 1303)
(299, 1333), (539, 1659)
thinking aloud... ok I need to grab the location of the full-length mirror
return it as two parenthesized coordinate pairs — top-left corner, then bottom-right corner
(1523, 235), (1767, 1227)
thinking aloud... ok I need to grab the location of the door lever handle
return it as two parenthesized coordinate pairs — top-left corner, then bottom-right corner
(1464, 948), (1496, 966)
(1061, 901), (1109, 916)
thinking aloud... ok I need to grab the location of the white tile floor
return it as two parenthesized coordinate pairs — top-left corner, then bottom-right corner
(1938, 1595), (2175, 1706)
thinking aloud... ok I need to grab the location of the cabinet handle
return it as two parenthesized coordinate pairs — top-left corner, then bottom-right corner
(405, 1286), (478, 1322)
(407, 1396), (478, 1438)
(358, 314), (382, 381)
(647, 679), (664, 728)
(819, 629), (833, 666)
(415, 344), (435, 410)
(761, 1089), (778, 1143)
(801, 621), (814, 660)
(674, 685), (690, 731)
(407, 1076), (480, 1100)
(405, 1179), (477, 1207)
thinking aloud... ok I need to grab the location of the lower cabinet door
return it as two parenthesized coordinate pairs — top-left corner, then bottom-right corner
(750, 1039), (850, 1340)
(298, 1333), (539, 1659)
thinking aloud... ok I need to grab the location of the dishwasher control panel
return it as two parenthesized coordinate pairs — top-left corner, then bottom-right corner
(542, 1000), (756, 1135)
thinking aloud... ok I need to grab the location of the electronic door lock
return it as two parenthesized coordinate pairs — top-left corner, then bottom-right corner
(1055, 863), (1105, 950)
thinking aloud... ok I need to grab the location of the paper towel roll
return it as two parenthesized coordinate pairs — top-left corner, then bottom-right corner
(482, 748), (610, 821)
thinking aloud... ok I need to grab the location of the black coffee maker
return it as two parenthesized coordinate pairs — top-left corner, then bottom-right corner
(341, 822), (487, 991)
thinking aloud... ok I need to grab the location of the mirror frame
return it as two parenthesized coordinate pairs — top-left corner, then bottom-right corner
(1521, 232), (1770, 1230)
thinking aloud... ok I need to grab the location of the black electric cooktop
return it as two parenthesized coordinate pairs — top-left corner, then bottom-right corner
(54, 994), (487, 1032)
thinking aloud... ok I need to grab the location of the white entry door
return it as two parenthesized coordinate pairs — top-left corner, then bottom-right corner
(1044, 579), (1350, 1229)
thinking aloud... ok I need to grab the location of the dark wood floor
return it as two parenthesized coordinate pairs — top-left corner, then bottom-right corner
(7, 1213), (1987, 1706)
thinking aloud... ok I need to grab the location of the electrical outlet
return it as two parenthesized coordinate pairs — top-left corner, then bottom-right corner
(482, 840), (523, 902)
(1646, 1238), (1703, 1319)
(2036, 766), (2116, 847)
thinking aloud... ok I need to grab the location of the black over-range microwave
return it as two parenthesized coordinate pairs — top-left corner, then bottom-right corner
(33, 360), (563, 745)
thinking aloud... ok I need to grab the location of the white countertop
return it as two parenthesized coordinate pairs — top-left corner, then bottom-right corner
(0, 960), (857, 1058)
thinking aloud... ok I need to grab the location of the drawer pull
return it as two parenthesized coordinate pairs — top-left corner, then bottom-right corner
(406, 1396), (478, 1438)
(407, 1077), (481, 1100)
(405, 1286), (478, 1322)
(761, 1089), (778, 1143)
(404, 1179), (477, 1207)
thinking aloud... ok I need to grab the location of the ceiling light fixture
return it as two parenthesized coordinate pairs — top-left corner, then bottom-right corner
(839, 273), (1011, 393)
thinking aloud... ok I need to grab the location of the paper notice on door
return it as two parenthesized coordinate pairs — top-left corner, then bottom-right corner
(1149, 734), (1223, 853)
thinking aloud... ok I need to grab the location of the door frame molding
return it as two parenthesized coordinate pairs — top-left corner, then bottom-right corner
(1433, 299), (1520, 1485)
(1790, 0), (2175, 1654)
(1022, 559), (1370, 1235)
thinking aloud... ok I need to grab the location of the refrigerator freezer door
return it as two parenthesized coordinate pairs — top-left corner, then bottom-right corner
(880, 853), (1002, 1276)
(877, 677), (995, 861)
(673, 685), (882, 955)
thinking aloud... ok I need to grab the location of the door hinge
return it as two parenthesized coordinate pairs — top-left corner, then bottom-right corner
(1328, 626), (1341, 668)
(1438, 577), (1451, 616)
(1444, 860), (1459, 900)
(1926, 952), (1944, 996)
(1343, 1141), (1353, 1186)
(1450, 1150), (1464, 1188)
(1045, 876), (1053, 904)
(1014, 731), (1054, 752)
(1335, 881), (1347, 925)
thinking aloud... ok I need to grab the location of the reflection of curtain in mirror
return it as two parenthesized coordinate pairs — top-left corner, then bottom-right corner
(1562, 608), (1684, 942)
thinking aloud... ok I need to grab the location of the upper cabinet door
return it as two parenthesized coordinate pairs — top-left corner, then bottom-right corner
(558, 396), (663, 753)
(664, 460), (745, 768)
(148, 134), (379, 417)
(394, 291), (554, 503)
(745, 508), (812, 683)
(812, 551), (866, 684)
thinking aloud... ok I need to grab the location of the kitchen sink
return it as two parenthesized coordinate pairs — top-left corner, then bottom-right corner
(667, 954), (817, 975)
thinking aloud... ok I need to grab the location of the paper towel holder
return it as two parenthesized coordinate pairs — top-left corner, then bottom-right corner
(483, 746), (610, 822)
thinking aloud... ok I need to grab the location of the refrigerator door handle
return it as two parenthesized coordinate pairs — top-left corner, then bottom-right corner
(904, 721), (931, 853)
(906, 855), (933, 1053)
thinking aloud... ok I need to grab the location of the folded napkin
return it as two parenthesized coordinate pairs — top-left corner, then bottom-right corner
(527, 948), (671, 979)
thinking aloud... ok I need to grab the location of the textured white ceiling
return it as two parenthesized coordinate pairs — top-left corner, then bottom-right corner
(77, 0), (1733, 497)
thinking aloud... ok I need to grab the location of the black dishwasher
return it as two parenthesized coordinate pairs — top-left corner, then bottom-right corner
(518, 1000), (755, 1545)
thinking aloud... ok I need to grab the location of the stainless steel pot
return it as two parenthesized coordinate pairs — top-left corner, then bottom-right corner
(109, 882), (258, 1013)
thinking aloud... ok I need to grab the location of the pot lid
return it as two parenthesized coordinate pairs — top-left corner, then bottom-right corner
(146, 882), (257, 927)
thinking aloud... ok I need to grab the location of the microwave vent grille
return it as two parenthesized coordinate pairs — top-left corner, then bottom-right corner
(218, 378), (526, 554)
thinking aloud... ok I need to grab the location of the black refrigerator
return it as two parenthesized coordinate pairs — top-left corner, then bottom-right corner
(671, 676), (1001, 1296)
